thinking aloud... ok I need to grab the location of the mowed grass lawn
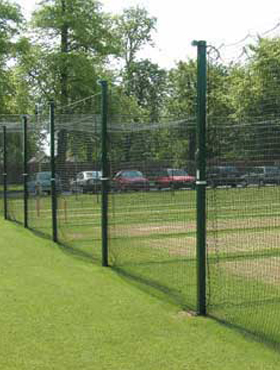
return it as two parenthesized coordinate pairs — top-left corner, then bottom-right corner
(0, 221), (280, 369)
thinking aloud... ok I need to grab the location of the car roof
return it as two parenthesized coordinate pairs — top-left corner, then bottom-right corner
(120, 170), (142, 173)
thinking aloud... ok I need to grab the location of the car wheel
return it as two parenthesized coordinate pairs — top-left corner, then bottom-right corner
(119, 185), (126, 192)
(156, 183), (162, 190)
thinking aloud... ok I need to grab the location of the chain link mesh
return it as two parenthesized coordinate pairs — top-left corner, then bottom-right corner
(55, 94), (102, 261)
(206, 44), (280, 347)
(0, 116), (24, 224)
(107, 92), (197, 309)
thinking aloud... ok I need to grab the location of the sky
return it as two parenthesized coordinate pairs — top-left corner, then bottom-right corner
(16, 0), (280, 68)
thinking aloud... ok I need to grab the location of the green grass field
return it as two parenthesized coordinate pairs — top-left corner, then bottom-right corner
(1, 220), (280, 369)
(4, 185), (280, 347)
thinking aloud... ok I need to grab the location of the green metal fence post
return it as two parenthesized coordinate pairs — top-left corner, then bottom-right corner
(50, 101), (58, 242)
(193, 40), (207, 316)
(3, 125), (7, 220)
(23, 115), (28, 228)
(100, 80), (109, 267)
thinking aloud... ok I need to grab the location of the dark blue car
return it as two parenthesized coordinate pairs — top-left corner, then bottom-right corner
(27, 171), (61, 195)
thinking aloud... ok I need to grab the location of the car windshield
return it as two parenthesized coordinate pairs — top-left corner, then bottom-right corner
(37, 172), (51, 180)
(252, 167), (265, 174)
(123, 171), (143, 178)
(222, 166), (238, 173)
(85, 171), (101, 179)
(265, 167), (279, 174)
(167, 169), (188, 176)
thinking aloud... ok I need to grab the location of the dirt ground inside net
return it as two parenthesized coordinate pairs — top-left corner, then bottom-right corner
(207, 229), (280, 255)
(108, 215), (280, 262)
(222, 257), (280, 286)
(208, 215), (280, 230)
(110, 222), (196, 237)
(110, 215), (280, 237)
(57, 210), (280, 261)
(140, 237), (196, 258)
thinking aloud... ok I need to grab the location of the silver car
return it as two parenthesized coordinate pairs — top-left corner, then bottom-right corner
(70, 171), (102, 193)
(241, 166), (280, 187)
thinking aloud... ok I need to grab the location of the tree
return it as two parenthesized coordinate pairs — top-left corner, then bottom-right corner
(127, 59), (167, 121)
(0, 0), (23, 113)
(29, 0), (119, 165)
(167, 60), (197, 117)
(115, 6), (157, 94)
(116, 6), (156, 70)
(31, 0), (118, 105)
(228, 38), (280, 161)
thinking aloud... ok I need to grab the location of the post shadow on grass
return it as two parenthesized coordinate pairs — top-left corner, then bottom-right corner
(209, 312), (280, 353)
(111, 259), (197, 312)
(57, 240), (101, 264)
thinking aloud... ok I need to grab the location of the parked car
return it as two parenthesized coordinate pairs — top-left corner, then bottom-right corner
(70, 171), (102, 193)
(207, 165), (244, 188)
(241, 166), (280, 187)
(27, 171), (61, 195)
(153, 168), (196, 190)
(112, 170), (149, 191)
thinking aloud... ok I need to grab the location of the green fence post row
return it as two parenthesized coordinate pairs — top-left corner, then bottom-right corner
(23, 115), (28, 229)
(3, 125), (7, 220)
(100, 81), (109, 267)
(193, 40), (207, 316)
(50, 101), (58, 243)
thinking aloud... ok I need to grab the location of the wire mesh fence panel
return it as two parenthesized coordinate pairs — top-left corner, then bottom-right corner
(206, 44), (280, 347)
(56, 95), (102, 261)
(108, 104), (197, 309)
(2, 117), (24, 225)
(27, 112), (53, 238)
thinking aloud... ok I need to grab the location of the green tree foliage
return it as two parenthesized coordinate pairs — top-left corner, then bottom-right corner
(26, 0), (120, 164)
(165, 60), (197, 162)
(116, 6), (156, 72)
(0, 0), (23, 55)
(229, 39), (280, 160)
(229, 38), (280, 119)
(30, 0), (118, 105)
(167, 60), (197, 117)
(127, 59), (167, 121)
(4, 1), (280, 167)
(0, 0), (23, 113)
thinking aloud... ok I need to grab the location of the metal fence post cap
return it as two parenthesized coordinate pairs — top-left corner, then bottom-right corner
(192, 40), (207, 47)
(99, 80), (108, 87)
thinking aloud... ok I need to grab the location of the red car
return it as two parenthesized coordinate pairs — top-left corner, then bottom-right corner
(112, 170), (150, 191)
(154, 169), (195, 190)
